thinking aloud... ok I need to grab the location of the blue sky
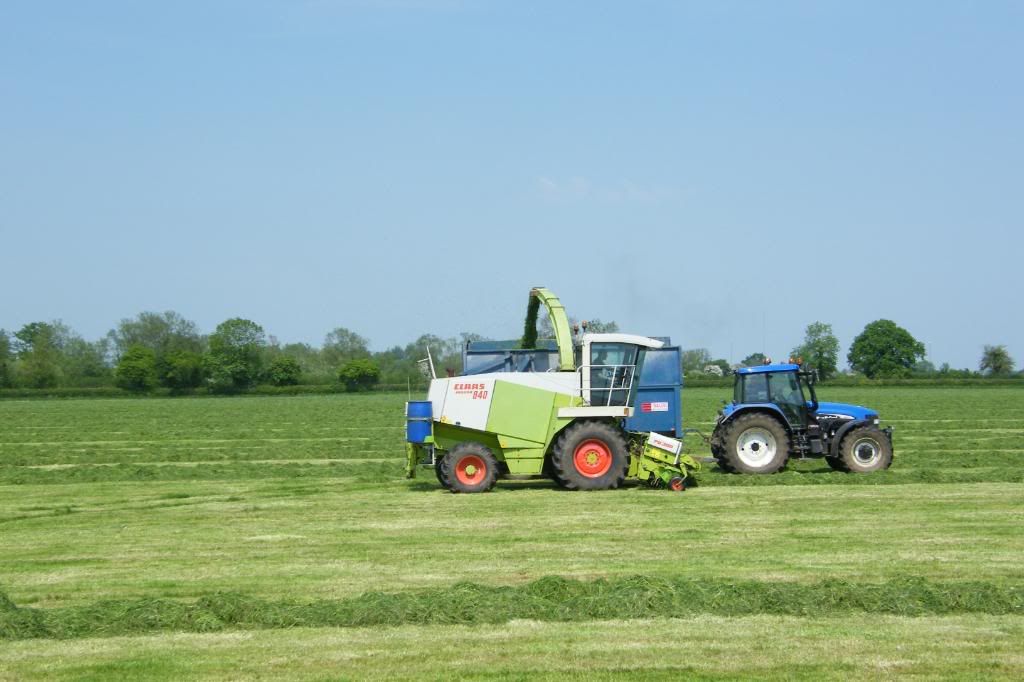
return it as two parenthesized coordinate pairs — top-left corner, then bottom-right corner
(1, 1), (1021, 369)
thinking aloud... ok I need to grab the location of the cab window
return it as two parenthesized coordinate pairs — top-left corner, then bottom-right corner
(768, 371), (806, 425)
(741, 374), (769, 403)
(589, 342), (639, 406)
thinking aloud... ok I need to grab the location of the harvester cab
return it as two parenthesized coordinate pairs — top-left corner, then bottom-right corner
(710, 363), (894, 475)
(576, 333), (660, 408)
(404, 287), (699, 493)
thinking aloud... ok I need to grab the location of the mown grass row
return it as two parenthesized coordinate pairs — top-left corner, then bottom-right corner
(3, 575), (1022, 641)
(3, 458), (1023, 487)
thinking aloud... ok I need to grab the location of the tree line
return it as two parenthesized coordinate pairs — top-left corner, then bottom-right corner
(0, 313), (1017, 393)
(0, 312), (483, 393)
(683, 320), (1017, 380)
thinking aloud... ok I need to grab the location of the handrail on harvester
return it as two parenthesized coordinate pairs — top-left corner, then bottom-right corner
(521, 287), (575, 372)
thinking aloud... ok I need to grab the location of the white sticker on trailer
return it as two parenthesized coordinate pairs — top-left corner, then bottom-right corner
(641, 401), (669, 413)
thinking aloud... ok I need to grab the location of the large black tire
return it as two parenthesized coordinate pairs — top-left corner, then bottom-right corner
(434, 459), (451, 490)
(550, 421), (630, 490)
(715, 412), (790, 474)
(824, 456), (847, 472)
(836, 427), (893, 473)
(439, 442), (499, 493)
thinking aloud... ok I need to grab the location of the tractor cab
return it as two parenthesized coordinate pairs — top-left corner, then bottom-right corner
(728, 363), (818, 429)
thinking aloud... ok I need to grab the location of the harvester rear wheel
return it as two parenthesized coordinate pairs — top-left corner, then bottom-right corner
(837, 427), (893, 473)
(440, 442), (499, 493)
(716, 412), (790, 474)
(550, 421), (629, 491)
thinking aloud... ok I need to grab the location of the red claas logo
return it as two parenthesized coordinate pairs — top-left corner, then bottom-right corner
(454, 383), (486, 391)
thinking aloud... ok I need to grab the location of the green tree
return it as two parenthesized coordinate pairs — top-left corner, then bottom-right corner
(115, 345), (158, 392)
(847, 320), (925, 379)
(706, 358), (731, 376)
(206, 318), (266, 391)
(405, 334), (462, 376)
(582, 319), (619, 334)
(740, 352), (768, 367)
(162, 350), (205, 390)
(912, 359), (937, 377)
(109, 312), (204, 388)
(338, 358), (381, 392)
(266, 356), (302, 386)
(108, 311), (203, 358)
(0, 330), (12, 388)
(322, 327), (370, 368)
(681, 348), (712, 375)
(279, 342), (332, 383)
(60, 337), (112, 386)
(980, 345), (1015, 376)
(539, 316), (618, 337)
(13, 321), (66, 388)
(791, 321), (840, 380)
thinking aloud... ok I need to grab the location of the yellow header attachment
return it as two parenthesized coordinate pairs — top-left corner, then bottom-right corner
(521, 287), (575, 371)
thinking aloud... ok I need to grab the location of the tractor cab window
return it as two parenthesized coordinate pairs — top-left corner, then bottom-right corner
(768, 371), (806, 425)
(739, 374), (769, 403)
(589, 342), (640, 406)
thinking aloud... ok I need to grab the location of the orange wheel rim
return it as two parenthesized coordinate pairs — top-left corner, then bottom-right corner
(670, 478), (685, 491)
(455, 454), (486, 486)
(573, 439), (612, 478)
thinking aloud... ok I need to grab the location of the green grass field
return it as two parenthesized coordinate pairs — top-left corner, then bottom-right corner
(2, 387), (1023, 679)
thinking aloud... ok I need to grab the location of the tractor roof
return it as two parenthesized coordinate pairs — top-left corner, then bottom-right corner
(735, 363), (800, 375)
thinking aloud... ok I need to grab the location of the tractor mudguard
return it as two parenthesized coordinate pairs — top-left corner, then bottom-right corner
(716, 404), (792, 433)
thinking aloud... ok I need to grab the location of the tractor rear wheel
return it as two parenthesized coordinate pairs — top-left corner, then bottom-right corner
(550, 421), (629, 490)
(837, 427), (893, 473)
(716, 412), (790, 474)
(440, 442), (499, 493)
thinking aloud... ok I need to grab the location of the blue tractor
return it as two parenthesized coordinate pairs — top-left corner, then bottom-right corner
(710, 364), (893, 474)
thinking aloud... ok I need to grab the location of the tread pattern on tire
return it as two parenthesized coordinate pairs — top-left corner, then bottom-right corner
(434, 459), (452, 489)
(439, 442), (499, 493)
(550, 420), (629, 491)
(715, 412), (790, 474)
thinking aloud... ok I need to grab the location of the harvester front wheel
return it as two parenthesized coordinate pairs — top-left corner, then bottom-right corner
(434, 460), (451, 490)
(836, 427), (893, 473)
(716, 412), (790, 474)
(550, 421), (629, 491)
(440, 442), (499, 493)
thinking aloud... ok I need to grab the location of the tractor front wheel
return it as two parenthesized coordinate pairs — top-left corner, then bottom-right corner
(439, 442), (499, 493)
(550, 421), (629, 490)
(716, 413), (790, 474)
(835, 427), (893, 473)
